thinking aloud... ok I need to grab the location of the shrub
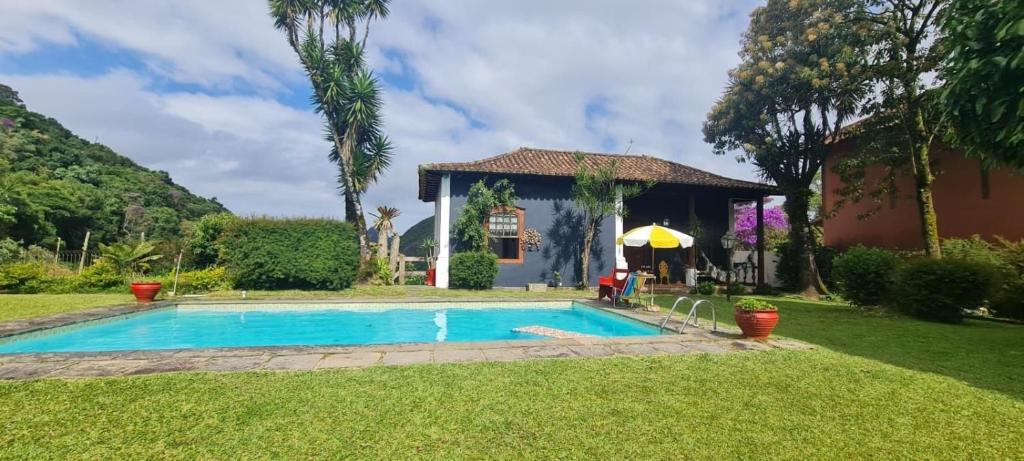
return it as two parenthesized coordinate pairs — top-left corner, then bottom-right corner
(184, 212), (238, 267)
(404, 274), (426, 286)
(991, 277), (1024, 320)
(696, 281), (716, 296)
(219, 218), (359, 290)
(367, 257), (394, 286)
(449, 251), (498, 289)
(832, 246), (900, 307)
(161, 266), (232, 294)
(0, 238), (21, 264)
(726, 281), (746, 295)
(72, 260), (129, 292)
(891, 258), (996, 324)
(942, 235), (1004, 269)
(0, 262), (51, 293)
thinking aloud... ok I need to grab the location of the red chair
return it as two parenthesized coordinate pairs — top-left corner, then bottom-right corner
(598, 268), (630, 301)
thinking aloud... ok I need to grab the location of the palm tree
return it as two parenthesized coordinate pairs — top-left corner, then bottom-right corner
(269, 0), (392, 263)
(370, 205), (400, 258)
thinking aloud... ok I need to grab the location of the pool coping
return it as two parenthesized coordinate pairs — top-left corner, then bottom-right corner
(0, 298), (812, 380)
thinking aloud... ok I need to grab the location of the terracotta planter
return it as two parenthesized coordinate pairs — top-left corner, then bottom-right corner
(734, 309), (779, 340)
(426, 268), (436, 286)
(131, 282), (162, 303)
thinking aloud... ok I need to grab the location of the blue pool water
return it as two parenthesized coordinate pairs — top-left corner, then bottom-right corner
(0, 303), (659, 353)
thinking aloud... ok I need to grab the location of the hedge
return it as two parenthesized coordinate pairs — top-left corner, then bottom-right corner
(891, 258), (995, 324)
(219, 218), (359, 290)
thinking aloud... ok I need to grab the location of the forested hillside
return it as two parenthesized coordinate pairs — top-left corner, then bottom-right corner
(400, 216), (433, 256)
(0, 84), (228, 251)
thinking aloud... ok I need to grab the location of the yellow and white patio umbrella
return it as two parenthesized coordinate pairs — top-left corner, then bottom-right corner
(616, 223), (694, 278)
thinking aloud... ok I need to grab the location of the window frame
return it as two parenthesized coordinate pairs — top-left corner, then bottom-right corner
(485, 206), (525, 264)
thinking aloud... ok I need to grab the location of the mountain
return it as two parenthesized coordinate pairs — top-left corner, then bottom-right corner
(0, 83), (228, 250)
(399, 216), (433, 256)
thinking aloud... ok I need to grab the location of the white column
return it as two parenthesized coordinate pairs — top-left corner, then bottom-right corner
(614, 187), (626, 269)
(434, 174), (452, 288)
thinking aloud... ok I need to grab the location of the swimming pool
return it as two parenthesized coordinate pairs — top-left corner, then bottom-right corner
(0, 302), (660, 353)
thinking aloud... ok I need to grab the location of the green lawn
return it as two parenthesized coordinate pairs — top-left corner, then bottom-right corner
(0, 294), (135, 322)
(654, 294), (1024, 399)
(1, 293), (1022, 458)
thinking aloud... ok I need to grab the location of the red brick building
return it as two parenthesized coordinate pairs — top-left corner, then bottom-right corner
(823, 140), (1024, 251)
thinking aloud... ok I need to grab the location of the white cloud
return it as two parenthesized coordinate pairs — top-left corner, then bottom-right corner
(0, 0), (771, 232)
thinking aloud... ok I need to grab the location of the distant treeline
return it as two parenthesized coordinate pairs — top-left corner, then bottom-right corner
(0, 83), (228, 251)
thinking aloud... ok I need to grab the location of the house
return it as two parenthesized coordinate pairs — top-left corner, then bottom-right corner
(823, 139), (1024, 251)
(418, 147), (778, 288)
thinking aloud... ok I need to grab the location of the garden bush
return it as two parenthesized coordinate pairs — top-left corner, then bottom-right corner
(991, 277), (1024, 320)
(161, 266), (232, 294)
(184, 212), (238, 268)
(832, 246), (900, 307)
(219, 218), (359, 290)
(0, 238), (21, 264)
(70, 260), (129, 292)
(0, 262), (54, 293)
(891, 258), (996, 324)
(449, 251), (498, 289)
(696, 281), (716, 296)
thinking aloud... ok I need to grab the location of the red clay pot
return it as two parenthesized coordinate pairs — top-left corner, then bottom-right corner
(426, 268), (436, 286)
(131, 282), (162, 303)
(734, 309), (779, 340)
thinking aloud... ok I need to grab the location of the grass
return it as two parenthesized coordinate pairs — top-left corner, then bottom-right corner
(2, 350), (1022, 459)
(0, 294), (135, 322)
(1, 292), (1022, 458)
(654, 294), (1024, 399)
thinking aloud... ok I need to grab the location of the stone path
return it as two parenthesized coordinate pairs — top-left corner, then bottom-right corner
(0, 299), (813, 380)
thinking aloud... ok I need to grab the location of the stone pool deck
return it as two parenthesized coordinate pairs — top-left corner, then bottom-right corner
(0, 299), (811, 380)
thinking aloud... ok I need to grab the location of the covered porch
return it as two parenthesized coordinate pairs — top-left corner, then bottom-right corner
(613, 183), (773, 290)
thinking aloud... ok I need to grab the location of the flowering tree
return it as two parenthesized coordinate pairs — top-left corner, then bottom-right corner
(734, 202), (788, 250)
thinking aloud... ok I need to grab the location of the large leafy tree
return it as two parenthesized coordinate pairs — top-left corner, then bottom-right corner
(269, 0), (392, 262)
(838, 0), (947, 258)
(570, 153), (649, 287)
(704, 0), (869, 295)
(939, 0), (1024, 171)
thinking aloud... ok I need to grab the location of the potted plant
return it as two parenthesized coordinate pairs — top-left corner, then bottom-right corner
(550, 271), (562, 288)
(99, 240), (164, 303)
(733, 298), (778, 340)
(421, 238), (437, 286)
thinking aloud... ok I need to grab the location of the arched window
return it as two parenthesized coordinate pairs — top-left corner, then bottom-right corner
(487, 207), (524, 263)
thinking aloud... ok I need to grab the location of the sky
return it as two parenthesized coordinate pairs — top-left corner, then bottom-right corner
(0, 0), (767, 233)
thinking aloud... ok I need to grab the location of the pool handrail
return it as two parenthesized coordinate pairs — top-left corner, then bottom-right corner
(660, 297), (716, 334)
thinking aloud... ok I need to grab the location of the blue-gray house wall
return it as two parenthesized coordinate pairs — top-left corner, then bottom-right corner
(448, 172), (614, 287)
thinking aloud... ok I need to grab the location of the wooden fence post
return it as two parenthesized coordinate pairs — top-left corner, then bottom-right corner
(53, 237), (61, 265)
(398, 254), (406, 286)
(78, 231), (90, 274)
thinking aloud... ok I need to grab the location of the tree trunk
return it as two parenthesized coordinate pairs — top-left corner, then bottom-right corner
(580, 219), (595, 288)
(389, 233), (401, 275)
(334, 125), (370, 263)
(782, 187), (824, 297)
(376, 224), (389, 260)
(910, 105), (941, 258)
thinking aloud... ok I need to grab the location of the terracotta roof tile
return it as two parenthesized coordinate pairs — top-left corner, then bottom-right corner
(418, 147), (777, 201)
